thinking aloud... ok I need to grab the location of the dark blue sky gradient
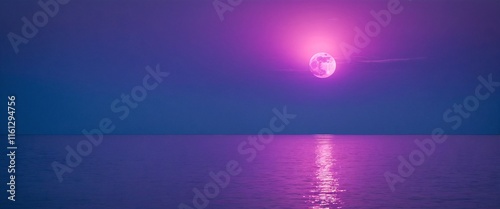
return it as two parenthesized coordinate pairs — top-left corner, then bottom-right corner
(1, 0), (499, 134)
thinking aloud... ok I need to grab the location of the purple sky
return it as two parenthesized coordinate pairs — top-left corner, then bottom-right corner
(1, 0), (499, 134)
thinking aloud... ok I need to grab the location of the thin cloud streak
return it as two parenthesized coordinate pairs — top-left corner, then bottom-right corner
(356, 57), (426, 63)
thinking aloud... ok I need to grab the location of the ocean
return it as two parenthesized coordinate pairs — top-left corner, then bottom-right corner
(4, 135), (500, 209)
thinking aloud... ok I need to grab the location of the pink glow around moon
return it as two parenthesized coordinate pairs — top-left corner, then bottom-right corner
(309, 52), (336, 78)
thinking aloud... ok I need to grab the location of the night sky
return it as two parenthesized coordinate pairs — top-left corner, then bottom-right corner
(1, 0), (499, 135)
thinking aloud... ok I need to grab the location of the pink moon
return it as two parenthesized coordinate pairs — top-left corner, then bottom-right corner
(309, 52), (337, 78)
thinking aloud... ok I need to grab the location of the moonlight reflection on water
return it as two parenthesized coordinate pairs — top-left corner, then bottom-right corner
(309, 135), (345, 209)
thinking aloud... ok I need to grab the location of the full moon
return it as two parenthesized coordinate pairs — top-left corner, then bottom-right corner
(309, 52), (336, 78)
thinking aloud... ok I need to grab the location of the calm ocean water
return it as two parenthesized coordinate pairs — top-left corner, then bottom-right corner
(3, 135), (500, 209)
